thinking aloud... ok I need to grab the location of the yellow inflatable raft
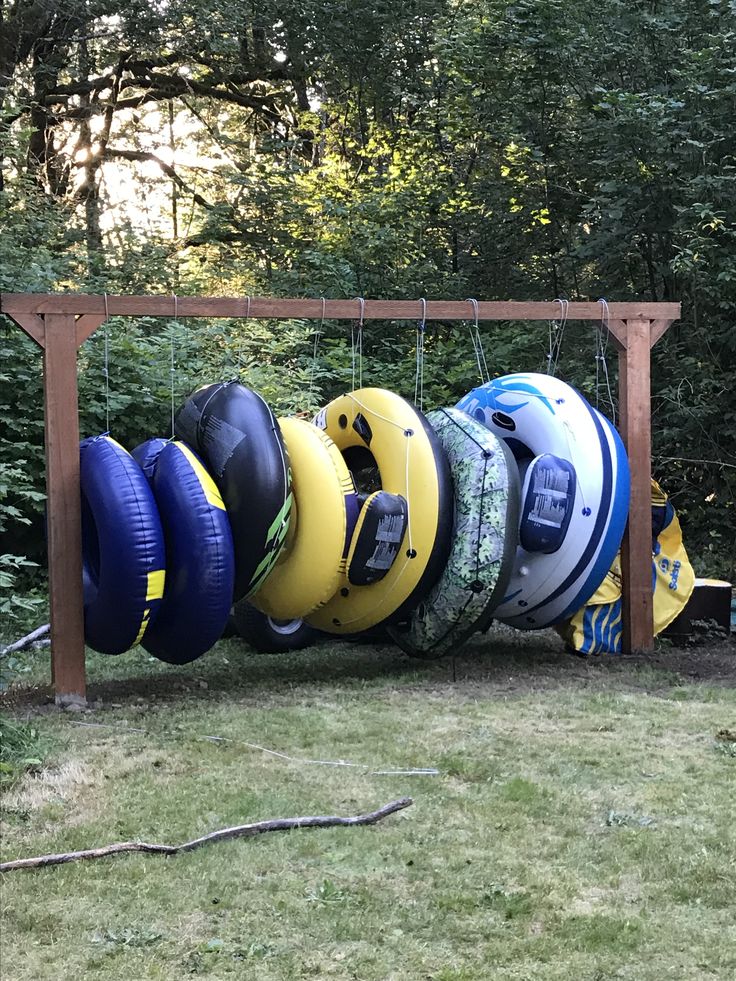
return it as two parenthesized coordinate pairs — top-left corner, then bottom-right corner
(306, 387), (453, 634)
(249, 417), (356, 619)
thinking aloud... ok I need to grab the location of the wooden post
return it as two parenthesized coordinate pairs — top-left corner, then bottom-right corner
(42, 315), (87, 705)
(618, 318), (654, 652)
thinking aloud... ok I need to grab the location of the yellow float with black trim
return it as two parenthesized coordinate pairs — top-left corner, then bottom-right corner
(306, 387), (453, 634)
(249, 418), (357, 619)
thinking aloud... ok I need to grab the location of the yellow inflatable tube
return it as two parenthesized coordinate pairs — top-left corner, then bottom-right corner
(307, 387), (453, 634)
(250, 417), (354, 619)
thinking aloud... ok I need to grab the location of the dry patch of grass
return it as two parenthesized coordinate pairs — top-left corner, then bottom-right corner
(2, 629), (735, 980)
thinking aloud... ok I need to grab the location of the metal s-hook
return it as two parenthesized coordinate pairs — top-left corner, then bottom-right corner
(465, 297), (489, 385)
(547, 297), (569, 376)
(236, 295), (251, 379)
(595, 297), (615, 424)
(170, 294), (179, 437)
(468, 296), (479, 330)
(307, 297), (327, 409)
(414, 298), (428, 410)
(352, 296), (365, 389)
(102, 292), (110, 434)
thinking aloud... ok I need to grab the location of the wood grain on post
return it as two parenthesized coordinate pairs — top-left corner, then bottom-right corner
(618, 319), (655, 653)
(43, 315), (87, 705)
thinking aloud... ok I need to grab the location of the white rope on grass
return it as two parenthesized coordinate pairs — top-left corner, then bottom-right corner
(69, 721), (439, 776)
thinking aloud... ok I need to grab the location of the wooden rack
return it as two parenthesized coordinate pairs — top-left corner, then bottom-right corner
(0, 294), (680, 705)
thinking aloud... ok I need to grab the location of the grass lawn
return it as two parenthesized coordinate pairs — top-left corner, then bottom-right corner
(1, 626), (735, 980)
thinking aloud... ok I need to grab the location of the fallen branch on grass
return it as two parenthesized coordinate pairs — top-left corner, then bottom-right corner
(0, 623), (50, 657)
(0, 797), (413, 873)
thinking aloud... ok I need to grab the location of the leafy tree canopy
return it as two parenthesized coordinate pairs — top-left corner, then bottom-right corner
(1, 0), (734, 586)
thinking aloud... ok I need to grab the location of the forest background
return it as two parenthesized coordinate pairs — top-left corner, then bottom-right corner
(1, 0), (735, 627)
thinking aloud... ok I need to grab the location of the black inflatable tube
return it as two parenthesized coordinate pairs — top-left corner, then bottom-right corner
(174, 382), (292, 601)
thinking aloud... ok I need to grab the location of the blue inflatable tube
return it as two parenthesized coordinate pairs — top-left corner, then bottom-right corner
(131, 438), (235, 664)
(80, 436), (166, 654)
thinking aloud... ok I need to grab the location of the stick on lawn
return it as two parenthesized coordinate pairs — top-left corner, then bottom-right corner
(0, 797), (413, 873)
(0, 623), (50, 657)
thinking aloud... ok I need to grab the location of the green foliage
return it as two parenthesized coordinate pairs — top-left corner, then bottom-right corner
(0, 555), (43, 623)
(1, 0), (735, 575)
(0, 716), (46, 788)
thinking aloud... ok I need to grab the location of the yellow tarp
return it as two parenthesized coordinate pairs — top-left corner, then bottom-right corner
(556, 480), (695, 654)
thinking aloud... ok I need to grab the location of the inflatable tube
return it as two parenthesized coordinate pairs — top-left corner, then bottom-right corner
(131, 437), (168, 482)
(231, 601), (320, 653)
(457, 373), (630, 628)
(560, 479), (695, 654)
(80, 436), (165, 654)
(306, 388), (453, 634)
(131, 439), (235, 664)
(249, 418), (357, 619)
(388, 407), (520, 657)
(174, 382), (292, 601)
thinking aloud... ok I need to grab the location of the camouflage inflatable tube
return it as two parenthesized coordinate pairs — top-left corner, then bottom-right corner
(388, 407), (520, 658)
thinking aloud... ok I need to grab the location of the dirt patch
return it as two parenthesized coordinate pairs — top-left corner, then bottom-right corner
(1, 759), (98, 816)
(3, 625), (733, 716)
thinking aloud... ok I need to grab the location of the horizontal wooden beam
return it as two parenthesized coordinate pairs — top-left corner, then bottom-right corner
(0, 293), (681, 323)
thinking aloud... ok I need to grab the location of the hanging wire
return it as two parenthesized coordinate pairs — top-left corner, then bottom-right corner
(414, 298), (427, 410)
(170, 295), (178, 438)
(596, 297), (616, 425)
(102, 292), (110, 434)
(307, 297), (326, 409)
(466, 298), (490, 384)
(546, 297), (569, 376)
(237, 295), (251, 379)
(352, 297), (365, 389)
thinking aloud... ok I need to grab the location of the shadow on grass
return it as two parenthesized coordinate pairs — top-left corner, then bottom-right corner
(3, 625), (734, 711)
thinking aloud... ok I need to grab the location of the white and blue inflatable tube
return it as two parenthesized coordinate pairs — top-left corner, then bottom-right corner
(457, 373), (630, 628)
(80, 436), (166, 654)
(132, 438), (235, 664)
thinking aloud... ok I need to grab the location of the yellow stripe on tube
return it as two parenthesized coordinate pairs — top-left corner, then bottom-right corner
(146, 569), (166, 601)
(175, 441), (226, 510)
(131, 571), (166, 646)
(133, 608), (151, 647)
